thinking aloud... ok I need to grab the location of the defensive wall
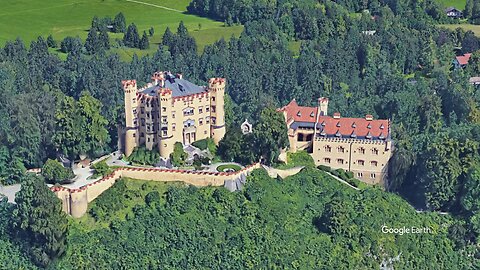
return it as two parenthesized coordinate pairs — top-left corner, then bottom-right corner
(51, 163), (261, 218)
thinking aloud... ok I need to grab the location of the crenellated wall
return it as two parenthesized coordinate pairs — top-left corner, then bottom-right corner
(51, 163), (261, 218)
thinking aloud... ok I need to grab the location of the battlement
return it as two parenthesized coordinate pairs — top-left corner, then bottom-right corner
(208, 78), (226, 88)
(122, 80), (137, 91)
(51, 163), (261, 218)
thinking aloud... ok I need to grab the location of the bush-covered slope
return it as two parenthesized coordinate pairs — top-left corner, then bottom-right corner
(54, 168), (476, 269)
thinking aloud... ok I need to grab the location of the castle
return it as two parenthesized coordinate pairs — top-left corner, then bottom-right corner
(122, 71), (226, 158)
(278, 98), (393, 185)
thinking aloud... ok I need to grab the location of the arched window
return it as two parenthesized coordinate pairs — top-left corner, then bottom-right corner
(372, 148), (379, 155)
(337, 146), (345, 153)
(358, 147), (365, 154)
(324, 145), (332, 152)
(371, 161), (378, 167)
(358, 160), (365, 166)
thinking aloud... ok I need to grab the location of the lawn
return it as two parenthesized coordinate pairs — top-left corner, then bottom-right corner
(0, 0), (243, 59)
(440, 23), (480, 36)
(216, 164), (242, 172)
(435, 0), (466, 8)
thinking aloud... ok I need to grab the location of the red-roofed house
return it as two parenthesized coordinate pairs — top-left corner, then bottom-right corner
(278, 98), (393, 185)
(454, 53), (472, 69)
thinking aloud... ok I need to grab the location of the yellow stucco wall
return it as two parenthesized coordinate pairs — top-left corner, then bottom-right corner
(51, 163), (261, 218)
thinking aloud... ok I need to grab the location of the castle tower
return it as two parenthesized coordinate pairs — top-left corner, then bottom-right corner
(123, 80), (139, 157)
(209, 78), (226, 144)
(318, 97), (329, 116)
(158, 88), (174, 159)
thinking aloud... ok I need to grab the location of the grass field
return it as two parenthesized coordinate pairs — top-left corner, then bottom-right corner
(440, 23), (480, 36)
(436, 0), (466, 8)
(0, 0), (243, 59)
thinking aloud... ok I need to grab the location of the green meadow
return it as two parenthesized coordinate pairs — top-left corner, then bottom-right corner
(435, 0), (466, 8)
(0, 0), (243, 59)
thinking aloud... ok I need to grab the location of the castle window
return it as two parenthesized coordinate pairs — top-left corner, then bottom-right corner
(370, 173), (376, 179)
(133, 120), (137, 126)
(371, 161), (378, 167)
(133, 133), (136, 138)
(183, 107), (194, 116)
(132, 98), (136, 104)
(206, 106), (210, 112)
(172, 111), (175, 118)
(133, 109), (137, 114)
(337, 159), (344, 164)
(199, 106), (203, 114)
(172, 124), (176, 131)
(206, 116), (210, 124)
(324, 145), (332, 152)
(324, 158), (331, 164)
(359, 147), (365, 154)
(358, 160), (365, 166)
(199, 118), (203, 125)
(162, 107), (166, 112)
(212, 96), (216, 101)
(212, 106), (216, 113)
(337, 146), (345, 153)
(212, 117), (216, 124)
(147, 138), (150, 142)
(146, 112), (150, 118)
(372, 148), (379, 155)
(204, 130), (207, 135)
(141, 108), (144, 114)
(162, 130), (167, 136)
(357, 172), (363, 178)
(147, 124), (151, 132)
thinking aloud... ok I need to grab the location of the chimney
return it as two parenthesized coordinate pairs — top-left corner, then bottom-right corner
(365, 114), (373, 121)
(333, 112), (341, 119)
(318, 97), (328, 116)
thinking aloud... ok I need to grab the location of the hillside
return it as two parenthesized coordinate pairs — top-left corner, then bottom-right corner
(436, 0), (466, 8)
(51, 168), (474, 269)
(0, 0), (242, 56)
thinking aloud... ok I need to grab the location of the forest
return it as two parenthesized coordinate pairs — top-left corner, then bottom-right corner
(1, 0), (480, 268)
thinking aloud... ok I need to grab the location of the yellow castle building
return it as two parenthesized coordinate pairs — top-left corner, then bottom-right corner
(122, 71), (226, 158)
(278, 98), (393, 185)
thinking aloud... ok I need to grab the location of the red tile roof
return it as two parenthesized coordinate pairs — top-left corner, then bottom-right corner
(456, 53), (471, 66)
(278, 99), (389, 139)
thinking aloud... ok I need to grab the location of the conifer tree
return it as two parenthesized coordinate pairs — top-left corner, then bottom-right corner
(13, 174), (68, 267)
(113, 12), (126, 33)
(123, 23), (140, 48)
(139, 31), (149, 49)
(85, 27), (99, 54)
(46, 35), (57, 48)
(162, 26), (175, 47)
(98, 27), (110, 50)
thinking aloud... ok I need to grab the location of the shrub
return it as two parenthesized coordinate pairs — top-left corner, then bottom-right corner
(170, 142), (188, 167)
(42, 159), (75, 184)
(346, 171), (354, 179)
(92, 160), (113, 177)
(317, 165), (332, 172)
(145, 191), (160, 206)
(127, 147), (160, 166)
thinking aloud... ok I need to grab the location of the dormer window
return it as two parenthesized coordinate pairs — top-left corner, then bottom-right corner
(366, 131), (372, 139)
(297, 111), (302, 116)
(379, 132), (385, 140)
(367, 123), (372, 129)
(310, 112), (315, 117)
(350, 131), (357, 138)
(321, 121), (326, 126)
(335, 130), (341, 137)
(380, 124), (384, 129)
(336, 121), (341, 127)
(352, 122), (356, 128)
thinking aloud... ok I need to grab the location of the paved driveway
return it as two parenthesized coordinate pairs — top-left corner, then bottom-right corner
(0, 184), (21, 203)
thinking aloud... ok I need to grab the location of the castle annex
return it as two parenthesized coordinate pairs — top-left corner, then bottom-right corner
(123, 71), (226, 158)
(278, 98), (393, 185)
